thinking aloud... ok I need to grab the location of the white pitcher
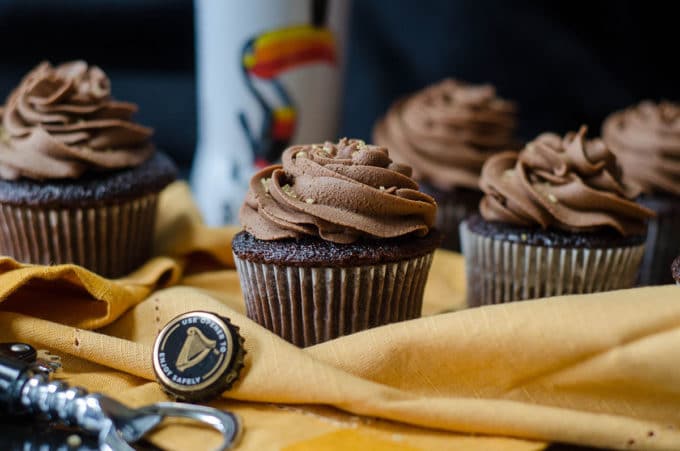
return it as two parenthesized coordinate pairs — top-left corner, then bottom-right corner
(191, 0), (350, 225)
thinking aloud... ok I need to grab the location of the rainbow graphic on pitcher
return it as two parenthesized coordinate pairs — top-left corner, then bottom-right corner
(243, 26), (335, 79)
(239, 21), (337, 167)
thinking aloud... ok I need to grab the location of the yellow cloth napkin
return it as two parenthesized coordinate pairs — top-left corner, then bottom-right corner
(0, 181), (678, 451)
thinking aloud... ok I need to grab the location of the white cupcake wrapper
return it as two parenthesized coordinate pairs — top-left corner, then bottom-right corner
(0, 194), (158, 278)
(637, 200), (680, 286)
(420, 186), (481, 252)
(234, 253), (434, 347)
(435, 195), (476, 251)
(460, 222), (646, 307)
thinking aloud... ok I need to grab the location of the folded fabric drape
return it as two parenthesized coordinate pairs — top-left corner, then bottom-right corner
(0, 182), (677, 451)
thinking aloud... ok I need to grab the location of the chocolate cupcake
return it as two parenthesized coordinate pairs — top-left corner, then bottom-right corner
(373, 79), (518, 251)
(232, 138), (440, 346)
(0, 61), (176, 277)
(461, 127), (654, 307)
(602, 101), (680, 285)
(672, 256), (680, 285)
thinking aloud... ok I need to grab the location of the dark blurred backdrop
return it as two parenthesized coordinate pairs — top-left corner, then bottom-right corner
(1, 0), (680, 174)
(0, 0), (196, 172)
(343, 1), (680, 141)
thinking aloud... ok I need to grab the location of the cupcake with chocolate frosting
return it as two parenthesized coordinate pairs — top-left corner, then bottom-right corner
(603, 101), (680, 285)
(373, 78), (518, 250)
(232, 138), (440, 346)
(0, 61), (176, 277)
(461, 127), (654, 306)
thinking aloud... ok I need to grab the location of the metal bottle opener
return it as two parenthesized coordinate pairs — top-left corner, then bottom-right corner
(0, 342), (241, 450)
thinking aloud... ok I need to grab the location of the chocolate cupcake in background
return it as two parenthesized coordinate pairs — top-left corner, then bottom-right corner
(672, 256), (680, 285)
(232, 138), (440, 347)
(373, 79), (518, 251)
(460, 127), (655, 307)
(0, 61), (176, 277)
(602, 101), (680, 285)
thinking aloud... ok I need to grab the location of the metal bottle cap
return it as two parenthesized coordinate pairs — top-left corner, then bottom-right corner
(153, 311), (246, 402)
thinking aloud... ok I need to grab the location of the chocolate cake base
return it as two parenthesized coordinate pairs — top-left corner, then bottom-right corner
(232, 229), (441, 267)
(635, 193), (680, 286)
(232, 231), (441, 346)
(464, 213), (645, 249)
(461, 215), (646, 307)
(0, 152), (177, 208)
(0, 152), (177, 277)
(419, 183), (481, 252)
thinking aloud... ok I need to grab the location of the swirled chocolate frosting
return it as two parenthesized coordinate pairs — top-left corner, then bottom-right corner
(240, 138), (437, 243)
(479, 127), (654, 236)
(373, 78), (518, 191)
(602, 101), (680, 196)
(0, 61), (153, 180)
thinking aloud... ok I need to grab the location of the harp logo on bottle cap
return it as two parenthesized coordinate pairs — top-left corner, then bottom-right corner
(153, 311), (245, 402)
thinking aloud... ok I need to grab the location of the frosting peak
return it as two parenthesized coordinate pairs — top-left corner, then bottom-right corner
(373, 78), (518, 190)
(0, 61), (153, 180)
(240, 138), (437, 243)
(602, 100), (680, 196)
(479, 127), (655, 236)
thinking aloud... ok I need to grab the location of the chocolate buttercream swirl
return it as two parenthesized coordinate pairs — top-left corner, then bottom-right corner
(0, 61), (153, 180)
(240, 138), (437, 243)
(373, 78), (518, 191)
(602, 101), (680, 196)
(479, 127), (655, 236)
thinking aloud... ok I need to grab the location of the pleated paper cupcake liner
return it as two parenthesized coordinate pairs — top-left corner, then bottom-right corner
(460, 222), (646, 307)
(0, 194), (158, 278)
(434, 195), (479, 252)
(636, 196), (680, 286)
(234, 253), (435, 347)
(420, 184), (482, 252)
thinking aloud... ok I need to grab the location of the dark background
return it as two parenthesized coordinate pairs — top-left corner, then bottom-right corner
(0, 0), (196, 171)
(1, 0), (679, 174)
(344, 1), (680, 141)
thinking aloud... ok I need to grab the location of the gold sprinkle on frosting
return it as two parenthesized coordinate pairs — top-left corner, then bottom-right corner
(260, 177), (270, 193)
(502, 169), (515, 180)
(281, 184), (297, 198)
